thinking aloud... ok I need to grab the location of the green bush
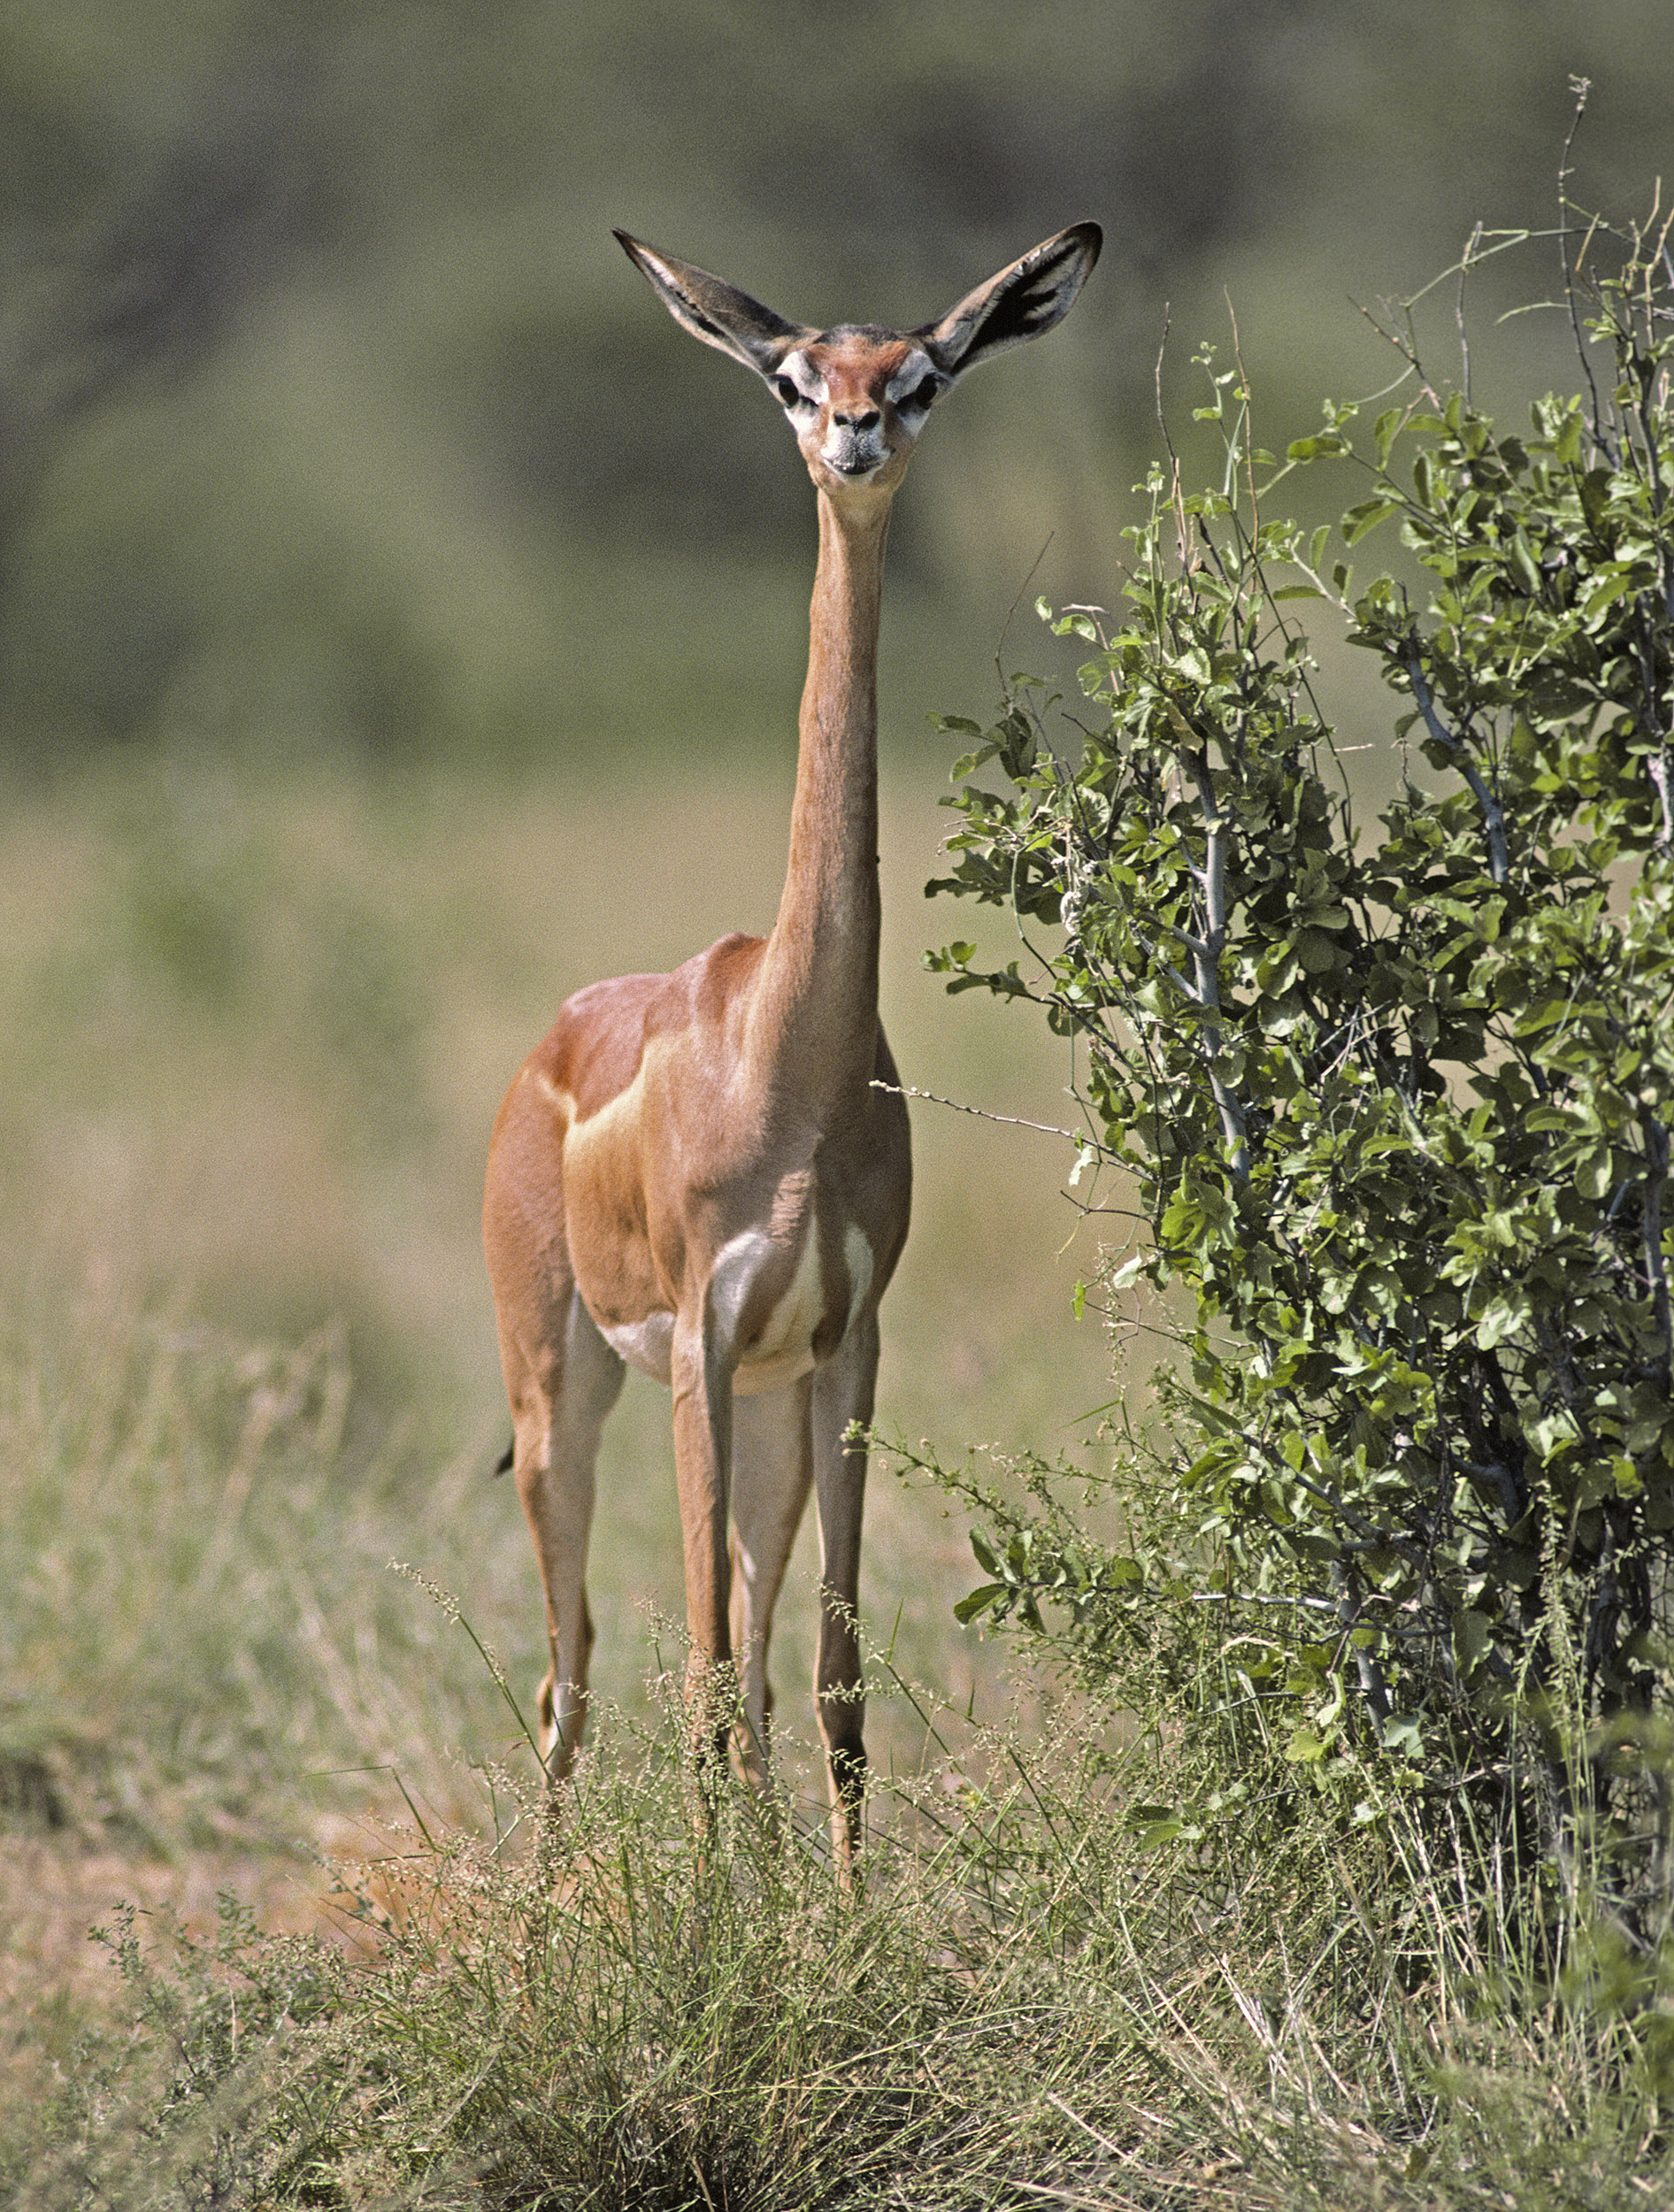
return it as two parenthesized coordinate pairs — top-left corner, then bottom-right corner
(923, 198), (1674, 1932)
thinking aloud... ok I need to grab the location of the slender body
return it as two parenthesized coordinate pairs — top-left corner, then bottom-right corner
(483, 221), (1100, 1865)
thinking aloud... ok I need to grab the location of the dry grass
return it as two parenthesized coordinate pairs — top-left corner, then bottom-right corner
(13, 1664), (1668, 2212)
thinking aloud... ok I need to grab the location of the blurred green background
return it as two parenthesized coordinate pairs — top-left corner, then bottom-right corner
(4, 0), (1669, 777)
(4, 0), (1673, 1787)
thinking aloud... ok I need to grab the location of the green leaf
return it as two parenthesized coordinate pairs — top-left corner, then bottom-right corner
(1473, 1295), (1526, 1350)
(1342, 496), (1401, 546)
(1286, 433), (1348, 462)
(1452, 1608), (1495, 1679)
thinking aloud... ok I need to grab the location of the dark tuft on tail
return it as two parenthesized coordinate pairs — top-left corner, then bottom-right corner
(493, 1438), (514, 1477)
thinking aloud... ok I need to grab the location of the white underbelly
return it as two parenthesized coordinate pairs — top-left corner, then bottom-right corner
(598, 1309), (675, 1381)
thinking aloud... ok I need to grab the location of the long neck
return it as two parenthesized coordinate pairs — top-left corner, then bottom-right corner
(750, 488), (890, 1097)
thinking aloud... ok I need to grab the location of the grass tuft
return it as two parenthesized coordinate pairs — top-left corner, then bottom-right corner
(12, 1639), (1674, 2209)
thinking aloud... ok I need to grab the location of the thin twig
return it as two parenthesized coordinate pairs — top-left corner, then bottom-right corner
(1456, 220), (1483, 404)
(1558, 78), (1607, 444)
(994, 534), (1055, 692)
(871, 1079), (1084, 1144)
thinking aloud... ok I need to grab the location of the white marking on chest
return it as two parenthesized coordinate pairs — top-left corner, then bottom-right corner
(709, 1224), (822, 1394)
(601, 1217), (877, 1396)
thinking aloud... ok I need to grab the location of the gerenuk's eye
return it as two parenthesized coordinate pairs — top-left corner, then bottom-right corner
(902, 375), (940, 411)
(773, 375), (804, 409)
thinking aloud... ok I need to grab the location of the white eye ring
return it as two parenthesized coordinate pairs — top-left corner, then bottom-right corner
(773, 373), (813, 411)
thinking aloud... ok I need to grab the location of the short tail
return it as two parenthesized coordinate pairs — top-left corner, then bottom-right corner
(493, 1437), (514, 1477)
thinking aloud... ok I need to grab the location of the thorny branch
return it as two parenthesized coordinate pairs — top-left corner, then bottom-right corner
(871, 1079), (1082, 1146)
(1401, 647), (1509, 884)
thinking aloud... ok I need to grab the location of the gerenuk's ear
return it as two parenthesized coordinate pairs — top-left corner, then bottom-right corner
(916, 222), (1102, 381)
(614, 230), (815, 379)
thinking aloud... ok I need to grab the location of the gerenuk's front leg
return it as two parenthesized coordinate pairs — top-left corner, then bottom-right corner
(811, 1310), (879, 1873)
(670, 1317), (739, 1775)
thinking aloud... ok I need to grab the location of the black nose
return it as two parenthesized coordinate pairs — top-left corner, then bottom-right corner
(833, 408), (880, 432)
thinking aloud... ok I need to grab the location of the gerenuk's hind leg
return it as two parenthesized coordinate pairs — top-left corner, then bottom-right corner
(510, 1286), (625, 1776)
(728, 1378), (814, 1792)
